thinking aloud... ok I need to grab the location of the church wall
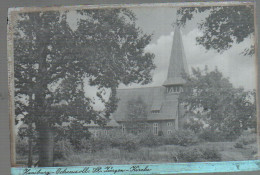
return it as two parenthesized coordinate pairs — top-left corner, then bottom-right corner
(145, 120), (177, 136)
(88, 127), (120, 137)
(118, 120), (177, 136)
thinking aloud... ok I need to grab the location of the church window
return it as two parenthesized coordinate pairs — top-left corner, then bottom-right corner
(122, 124), (126, 133)
(153, 123), (158, 135)
(151, 110), (160, 114)
(167, 130), (172, 135)
(167, 86), (183, 94)
(167, 122), (172, 126)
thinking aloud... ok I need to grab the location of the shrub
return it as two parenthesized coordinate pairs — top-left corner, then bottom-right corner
(183, 118), (204, 134)
(139, 132), (163, 147)
(201, 147), (221, 161)
(234, 142), (243, 148)
(16, 137), (28, 155)
(177, 148), (203, 162)
(87, 137), (111, 152)
(237, 132), (256, 145)
(116, 133), (139, 152)
(234, 131), (256, 149)
(199, 129), (223, 142)
(54, 139), (74, 159)
(165, 130), (199, 146)
(86, 131), (140, 152)
(177, 147), (221, 162)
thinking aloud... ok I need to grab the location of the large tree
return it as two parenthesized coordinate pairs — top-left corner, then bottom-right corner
(14, 8), (155, 166)
(179, 67), (256, 140)
(177, 5), (255, 55)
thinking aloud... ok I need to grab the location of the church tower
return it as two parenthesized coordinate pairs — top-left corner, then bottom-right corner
(163, 26), (188, 94)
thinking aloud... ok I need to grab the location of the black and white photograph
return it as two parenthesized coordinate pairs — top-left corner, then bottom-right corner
(8, 2), (258, 168)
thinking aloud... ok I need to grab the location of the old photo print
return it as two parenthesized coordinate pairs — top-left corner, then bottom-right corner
(8, 2), (258, 168)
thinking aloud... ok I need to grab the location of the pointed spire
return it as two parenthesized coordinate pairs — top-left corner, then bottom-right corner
(163, 26), (188, 87)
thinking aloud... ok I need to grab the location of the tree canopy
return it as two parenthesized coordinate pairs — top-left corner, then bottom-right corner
(126, 97), (148, 134)
(13, 8), (155, 166)
(179, 67), (256, 139)
(177, 5), (255, 55)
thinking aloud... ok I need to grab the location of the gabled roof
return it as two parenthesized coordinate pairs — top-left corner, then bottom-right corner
(113, 86), (179, 122)
(163, 26), (189, 86)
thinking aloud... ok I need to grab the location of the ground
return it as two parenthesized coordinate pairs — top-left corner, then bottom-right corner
(16, 141), (257, 167)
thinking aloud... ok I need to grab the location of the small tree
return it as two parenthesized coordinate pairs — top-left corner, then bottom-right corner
(125, 96), (148, 134)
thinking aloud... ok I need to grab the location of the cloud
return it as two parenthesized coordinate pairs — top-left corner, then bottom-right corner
(121, 28), (256, 90)
(183, 29), (256, 90)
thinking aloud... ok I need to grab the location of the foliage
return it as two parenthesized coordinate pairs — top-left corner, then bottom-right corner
(54, 140), (74, 160)
(234, 142), (244, 149)
(183, 118), (204, 134)
(180, 67), (256, 140)
(177, 147), (221, 162)
(165, 130), (199, 146)
(81, 131), (140, 152)
(177, 148), (203, 162)
(198, 128), (223, 142)
(125, 97), (149, 134)
(177, 5), (255, 55)
(139, 132), (164, 147)
(201, 147), (221, 161)
(16, 137), (29, 156)
(234, 131), (257, 149)
(61, 121), (92, 150)
(14, 8), (155, 166)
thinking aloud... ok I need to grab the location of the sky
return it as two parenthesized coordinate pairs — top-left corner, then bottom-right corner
(66, 5), (256, 111)
(118, 6), (256, 91)
(14, 4), (257, 130)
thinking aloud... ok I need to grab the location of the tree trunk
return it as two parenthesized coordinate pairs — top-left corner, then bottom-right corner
(38, 123), (54, 167)
(27, 123), (33, 167)
(27, 136), (33, 167)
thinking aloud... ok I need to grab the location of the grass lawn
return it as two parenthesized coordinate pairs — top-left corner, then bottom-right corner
(16, 132), (257, 166)
(53, 141), (257, 166)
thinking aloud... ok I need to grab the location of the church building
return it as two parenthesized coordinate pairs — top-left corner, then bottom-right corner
(112, 27), (189, 136)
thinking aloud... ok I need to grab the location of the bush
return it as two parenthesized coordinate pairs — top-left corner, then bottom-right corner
(234, 131), (257, 149)
(165, 130), (199, 146)
(54, 139), (74, 159)
(177, 148), (203, 162)
(199, 129), (223, 142)
(16, 137), (28, 155)
(201, 147), (221, 161)
(183, 118), (204, 134)
(86, 131), (140, 152)
(234, 142), (243, 148)
(177, 147), (221, 162)
(236, 132), (256, 145)
(139, 132), (163, 147)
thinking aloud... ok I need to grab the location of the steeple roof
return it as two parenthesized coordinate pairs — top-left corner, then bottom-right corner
(163, 26), (189, 86)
